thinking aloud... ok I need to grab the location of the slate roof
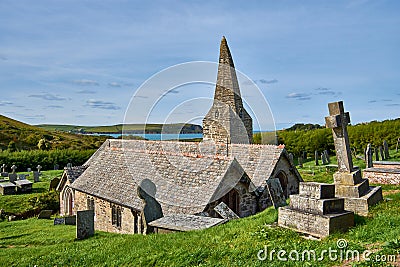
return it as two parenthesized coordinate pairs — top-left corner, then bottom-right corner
(64, 166), (87, 183)
(70, 139), (294, 215)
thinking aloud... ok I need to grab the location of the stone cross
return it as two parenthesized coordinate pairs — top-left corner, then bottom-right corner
(383, 140), (389, 159)
(375, 147), (379, 161)
(37, 165), (42, 173)
(366, 143), (373, 168)
(11, 165), (17, 174)
(379, 146), (385, 160)
(1, 164), (6, 173)
(325, 101), (353, 172)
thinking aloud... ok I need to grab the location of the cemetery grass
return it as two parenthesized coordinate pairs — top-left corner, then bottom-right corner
(1, 191), (400, 267)
(0, 170), (63, 215)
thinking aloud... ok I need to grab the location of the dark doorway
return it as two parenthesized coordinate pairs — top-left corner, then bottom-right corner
(275, 171), (288, 197)
(221, 189), (240, 214)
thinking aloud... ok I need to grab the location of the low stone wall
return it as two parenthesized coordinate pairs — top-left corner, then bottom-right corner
(373, 161), (400, 170)
(363, 168), (400, 185)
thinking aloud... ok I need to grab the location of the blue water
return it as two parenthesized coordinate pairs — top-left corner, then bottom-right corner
(91, 133), (203, 140)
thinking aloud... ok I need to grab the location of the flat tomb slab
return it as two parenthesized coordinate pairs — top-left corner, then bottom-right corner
(278, 207), (354, 238)
(148, 214), (226, 232)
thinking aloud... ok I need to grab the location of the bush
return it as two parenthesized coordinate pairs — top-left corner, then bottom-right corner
(28, 191), (60, 213)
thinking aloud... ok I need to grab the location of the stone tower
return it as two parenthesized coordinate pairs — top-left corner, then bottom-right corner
(202, 37), (253, 144)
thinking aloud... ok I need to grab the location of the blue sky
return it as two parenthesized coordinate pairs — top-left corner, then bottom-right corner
(0, 0), (399, 130)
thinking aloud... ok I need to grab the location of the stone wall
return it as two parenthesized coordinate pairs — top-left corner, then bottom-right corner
(363, 169), (400, 185)
(74, 191), (141, 234)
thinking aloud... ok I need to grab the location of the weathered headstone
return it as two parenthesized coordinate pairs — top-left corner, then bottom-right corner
(302, 151), (307, 160)
(11, 165), (17, 174)
(49, 177), (60, 191)
(1, 164), (6, 173)
(33, 171), (40, 183)
(321, 153), (328, 165)
(8, 173), (17, 183)
(67, 163), (72, 168)
(366, 143), (373, 168)
(214, 202), (239, 220)
(267, 178), (287, 208)
(54, 218), (65, 225)
(54, 164), (59, 170)
(375, 147), (379, 161)
(38, 210), (52, 219)
(314, 150), (319, 166)
(18, 174), (27, 180)
(324, 150), (330, 163)
(288, 153), (294, 165)
(383, 140), (389, 159)
(27, 168), (31, 172)
(379, 146), (385, 160)
(76, 210), (95, 240)
(278, 182), (354, 237)
(1, 172), (9, 177)
(298, 157), (303, 168)
(325, 101), (382, 215)
(15, 180), (33, 193)
(137, 179), (163, 234)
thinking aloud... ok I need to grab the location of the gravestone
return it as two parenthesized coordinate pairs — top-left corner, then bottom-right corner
(54, 164), (59, 170)
(65, 215), (76, 225)
(11, 165), (17, 174)
(27, 168), (31, 172)
(315, 151), (319, 166)
(1, 172), (8, 177)
(383, 140), (389, 159)
(266, 178), (287, 208)
(321, 153), (328, 165)
(33, 171), (40, 183)
(278, 182), (354, 237)
(302, 151), (307, 160)
(54, 218), (65, 225)
(37, 165), (42, 173)
(375, 147), (379, 161)
(366, 143), (373, 168)
(298, 157), (303, 168)
(137, 179), (163, 234)
(76, 210), (95, 240)
(379, 146), (385, 160)
(15, 180), (33, 193)
(325, 101), (382, 215)
(288, 153), (294, 165)
(49, 177), (60, 191)
(18, 174), (27, 180)
(0, 182), (16, 195)
(214, 202), (239, 220)
(67, 163), (72, 168)
(38, 210), (53, 219)
(324, 150), (330, 163)
(1, 164), (6, 173)
(8, 173), (17, 183)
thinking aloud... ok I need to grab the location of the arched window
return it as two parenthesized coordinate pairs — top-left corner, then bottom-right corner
(112, 205), (122, 228)
(64, 187), (74, 216)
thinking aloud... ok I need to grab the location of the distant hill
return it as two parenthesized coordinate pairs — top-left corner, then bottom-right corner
(36, 123), (203, 134)
(0, 115), (108, 151)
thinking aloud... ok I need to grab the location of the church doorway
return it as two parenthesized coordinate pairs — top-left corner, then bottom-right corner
(275, 171), (288, 197)
(221, 189), (240, 214)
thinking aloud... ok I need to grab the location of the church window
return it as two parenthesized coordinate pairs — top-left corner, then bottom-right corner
(112, 205), (122, 228)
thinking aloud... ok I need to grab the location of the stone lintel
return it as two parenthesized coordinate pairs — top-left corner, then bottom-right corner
(333, 170), (362, 185)
(299, 182), (335, 199)
(335, 179), (370, 198)
(289, 195), (345, 215)
(278, 207), (354, 238)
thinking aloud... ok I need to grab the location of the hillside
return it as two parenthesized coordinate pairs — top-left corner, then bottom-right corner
(0, 115), (108, 151)
(36, 123), (203, 134)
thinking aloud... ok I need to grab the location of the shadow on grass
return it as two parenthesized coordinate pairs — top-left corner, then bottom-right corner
(354, 214), (367, 226)
(1, 233), (30, 240)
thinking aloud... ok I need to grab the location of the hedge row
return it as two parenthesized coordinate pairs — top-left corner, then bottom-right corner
(0, 149), (96, 171)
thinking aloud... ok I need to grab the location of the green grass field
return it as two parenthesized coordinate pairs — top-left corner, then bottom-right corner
(1, 152), (400, 266)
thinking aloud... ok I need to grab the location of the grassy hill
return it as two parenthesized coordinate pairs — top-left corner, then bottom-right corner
(0, 115), (108, 151)
(36, 123), (203, 134)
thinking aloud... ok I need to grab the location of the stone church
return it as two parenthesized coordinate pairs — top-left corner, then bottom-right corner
(58, 37), (302, 234)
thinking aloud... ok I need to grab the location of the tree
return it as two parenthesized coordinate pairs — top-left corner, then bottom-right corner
(37, 138), (50, 150)
(7, 141), (17, 152)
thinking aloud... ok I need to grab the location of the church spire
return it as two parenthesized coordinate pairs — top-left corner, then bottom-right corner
(202, 37), (253, 144)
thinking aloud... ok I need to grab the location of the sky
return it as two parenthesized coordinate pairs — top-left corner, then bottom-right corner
(0, 0), (399, 130)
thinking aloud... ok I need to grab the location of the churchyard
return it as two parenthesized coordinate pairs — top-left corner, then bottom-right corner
(1, 151), (400, 266)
